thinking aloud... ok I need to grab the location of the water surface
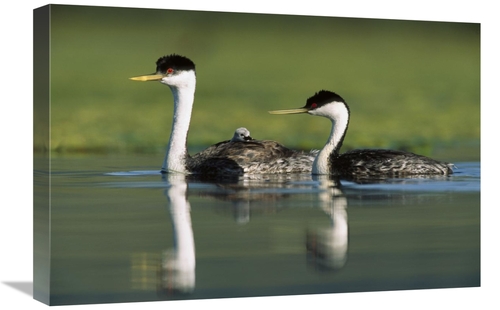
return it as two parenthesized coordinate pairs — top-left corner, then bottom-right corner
(34, 155), (480, 305)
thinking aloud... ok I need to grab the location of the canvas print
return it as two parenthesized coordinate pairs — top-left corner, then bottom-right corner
(33, 4), (480, 306)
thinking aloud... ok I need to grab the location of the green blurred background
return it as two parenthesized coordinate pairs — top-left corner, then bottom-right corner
(44, 5), (480, 161)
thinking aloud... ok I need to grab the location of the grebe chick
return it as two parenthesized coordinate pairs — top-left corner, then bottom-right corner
(231, 127), (253, 142)
(269, 90), (454, 177)
(130, 54), (316, 175)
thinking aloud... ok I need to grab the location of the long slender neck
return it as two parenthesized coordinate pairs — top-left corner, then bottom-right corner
(312, 114), (348, 175)
(162, 79), (196, 173)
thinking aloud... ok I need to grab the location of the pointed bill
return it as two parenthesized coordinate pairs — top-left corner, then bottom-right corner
(129, 74), (164, 81)
(268, 108), (309, 115)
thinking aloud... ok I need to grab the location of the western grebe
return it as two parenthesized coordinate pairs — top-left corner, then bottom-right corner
(231, 127), (253, 142)
(269, 90), (454, 177)
(130, 54), (316, 175)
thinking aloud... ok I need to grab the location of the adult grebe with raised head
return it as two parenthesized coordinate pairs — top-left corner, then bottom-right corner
(269, 90), (454, 177)
(130, 54), (316, 175)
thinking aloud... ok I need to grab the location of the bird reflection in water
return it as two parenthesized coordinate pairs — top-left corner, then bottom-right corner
(156, 173), (350, 296)
(306, 176), (349, 271)
(197, 173), (314, 224)
(158, 174), (196, 296)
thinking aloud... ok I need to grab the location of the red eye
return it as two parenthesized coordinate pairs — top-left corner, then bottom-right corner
(166, 68), (174, 74)
(311, 103), (317, 109)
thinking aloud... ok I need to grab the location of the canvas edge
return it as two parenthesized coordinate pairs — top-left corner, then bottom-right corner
(33, 4), (51, 306)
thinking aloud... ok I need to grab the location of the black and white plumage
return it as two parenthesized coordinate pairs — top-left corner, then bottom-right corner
(269, 90), (454, 177)
(130, 54), (316, 175)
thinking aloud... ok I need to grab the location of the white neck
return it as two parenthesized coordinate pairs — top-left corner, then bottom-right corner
(162, 72), (196, 173)
(311, 102), (349, 175)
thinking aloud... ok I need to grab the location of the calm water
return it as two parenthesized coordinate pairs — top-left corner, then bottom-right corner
(34, 155), (480, 306)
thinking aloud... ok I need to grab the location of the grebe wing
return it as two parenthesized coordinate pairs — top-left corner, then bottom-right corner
(337, 149), (453, 175)
(191, 140), (265, 159)
(189, 156), (245, 175)
(192, 140), (301, 160)
(189, 140), (316, 174)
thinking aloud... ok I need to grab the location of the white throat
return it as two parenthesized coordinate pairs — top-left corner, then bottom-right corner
(162, 71), (196, 173)
(311, 102), (349, 175)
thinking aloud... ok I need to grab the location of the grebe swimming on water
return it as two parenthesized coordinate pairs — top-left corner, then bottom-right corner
(130, 54), (316, 175)
(269, 90), (454, 177)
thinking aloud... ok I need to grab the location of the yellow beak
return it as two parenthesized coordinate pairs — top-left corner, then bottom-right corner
(268, 108), (309, 115)
(129, 74), (164, 81)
